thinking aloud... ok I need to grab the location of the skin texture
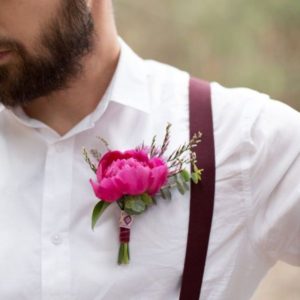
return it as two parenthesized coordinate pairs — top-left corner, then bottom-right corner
(0, 0), (119, 135)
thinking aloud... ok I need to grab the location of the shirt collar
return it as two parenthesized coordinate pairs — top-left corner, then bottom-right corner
(108, 37), (150, 114)
(0, 37), (151, 124)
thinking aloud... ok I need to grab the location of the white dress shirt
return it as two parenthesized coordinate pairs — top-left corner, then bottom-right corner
(0, 37), (299, 300)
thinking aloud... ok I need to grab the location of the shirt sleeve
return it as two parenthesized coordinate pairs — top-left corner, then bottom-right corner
(246, 97), (300, 266)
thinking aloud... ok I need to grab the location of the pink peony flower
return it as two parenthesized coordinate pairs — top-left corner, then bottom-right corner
(90, 150), (168, 202)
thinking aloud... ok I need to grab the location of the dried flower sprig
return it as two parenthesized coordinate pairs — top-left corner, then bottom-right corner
(96, 136), (111, 151)
(158, 123), (171, 157)
(143, 124), (203, 199)
(82, 147), (97, 173)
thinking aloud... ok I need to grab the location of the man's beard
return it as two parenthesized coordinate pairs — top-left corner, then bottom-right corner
(0, 0), (95, 107)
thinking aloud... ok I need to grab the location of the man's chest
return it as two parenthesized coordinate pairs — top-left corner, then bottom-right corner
(0, 145), (247, 300)
(0, 152), (190, 299)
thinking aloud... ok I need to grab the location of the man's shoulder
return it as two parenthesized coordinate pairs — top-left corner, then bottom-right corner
(211, 81), (270, 105)
(142, 58), (271, 117)
(210, 82), (271, 127)
(213, 82), (299, 151)
(210, 81), (300, 160)
(141, 58), (279, 130)
(210, 81), (299, 129)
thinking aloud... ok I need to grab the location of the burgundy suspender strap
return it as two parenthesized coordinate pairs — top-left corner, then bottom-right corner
(179, 77), (216, 300)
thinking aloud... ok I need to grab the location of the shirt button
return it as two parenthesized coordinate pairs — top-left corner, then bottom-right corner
(51, 234), (62, 245)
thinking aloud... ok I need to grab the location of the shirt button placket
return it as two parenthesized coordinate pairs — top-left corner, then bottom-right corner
(41, 139), (74, 300)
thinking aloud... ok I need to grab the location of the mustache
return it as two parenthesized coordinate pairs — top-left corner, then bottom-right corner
(0, 38), (24, 53)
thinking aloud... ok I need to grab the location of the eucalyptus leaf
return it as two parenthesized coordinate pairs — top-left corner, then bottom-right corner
(124, 197), (134, 210)
(124, 208), (139, 215)
(176, 173), (188, 195)
(182, 180), (190, 191)
(176, 180), (186, 195)
(161, 187), (172, 200)
(131, 198), (146, 214)
(152, 197), (157, 205)
(161, 189), (167, 199)
(141, 193), (153, 206)
(92, 201), (111, 230)
(124, 197), (146, 215)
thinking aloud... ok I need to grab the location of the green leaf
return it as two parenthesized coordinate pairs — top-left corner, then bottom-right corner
(161, 187), (172, 200)
(92, 201), (111, 230)
(191, 172), (199, 184)
(176, 179), (186, 195)
(117, 197), (125, 210)
(141, 193), (153, 206)
(182, 180), (190, 191)
(124, 196), (146, 215)
(124, 196), (134, 209)
(152, 197), (157, 205)
(176, 173), (189, 194)
(131, 198), (146, 214)
(197, 168), (204, 181)
(180, 169), (190, 182)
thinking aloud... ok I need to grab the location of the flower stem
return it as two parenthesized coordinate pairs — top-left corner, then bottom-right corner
(118, 242), (130, 265)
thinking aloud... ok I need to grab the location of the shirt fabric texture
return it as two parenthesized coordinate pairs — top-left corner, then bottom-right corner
(0, 37), (299, 300)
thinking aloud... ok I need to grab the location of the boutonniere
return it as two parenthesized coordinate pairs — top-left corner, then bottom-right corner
(82, 124), (203, 265)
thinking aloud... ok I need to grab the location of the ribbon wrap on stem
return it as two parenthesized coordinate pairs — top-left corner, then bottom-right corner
(120, 227), (130, 243)
(118, 211), (134, 264)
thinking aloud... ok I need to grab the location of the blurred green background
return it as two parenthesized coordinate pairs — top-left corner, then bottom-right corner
(114, 0), (300, 110)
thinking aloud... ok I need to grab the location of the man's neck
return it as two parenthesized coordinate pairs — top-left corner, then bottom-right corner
(22, 39), (121, 137)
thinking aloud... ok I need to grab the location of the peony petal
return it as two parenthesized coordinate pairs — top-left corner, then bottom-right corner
(90, 178), (102, 198)
(132, 166), (151, 194)
(123, 149), (149, 163)
(117, 165), (151, 195)
(148, 157), (165, 168)
(113, 174), (131, 195)
(90, 178), (122, 202)
(148, 165), (168, 195)
(96, 151), (123, 180)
